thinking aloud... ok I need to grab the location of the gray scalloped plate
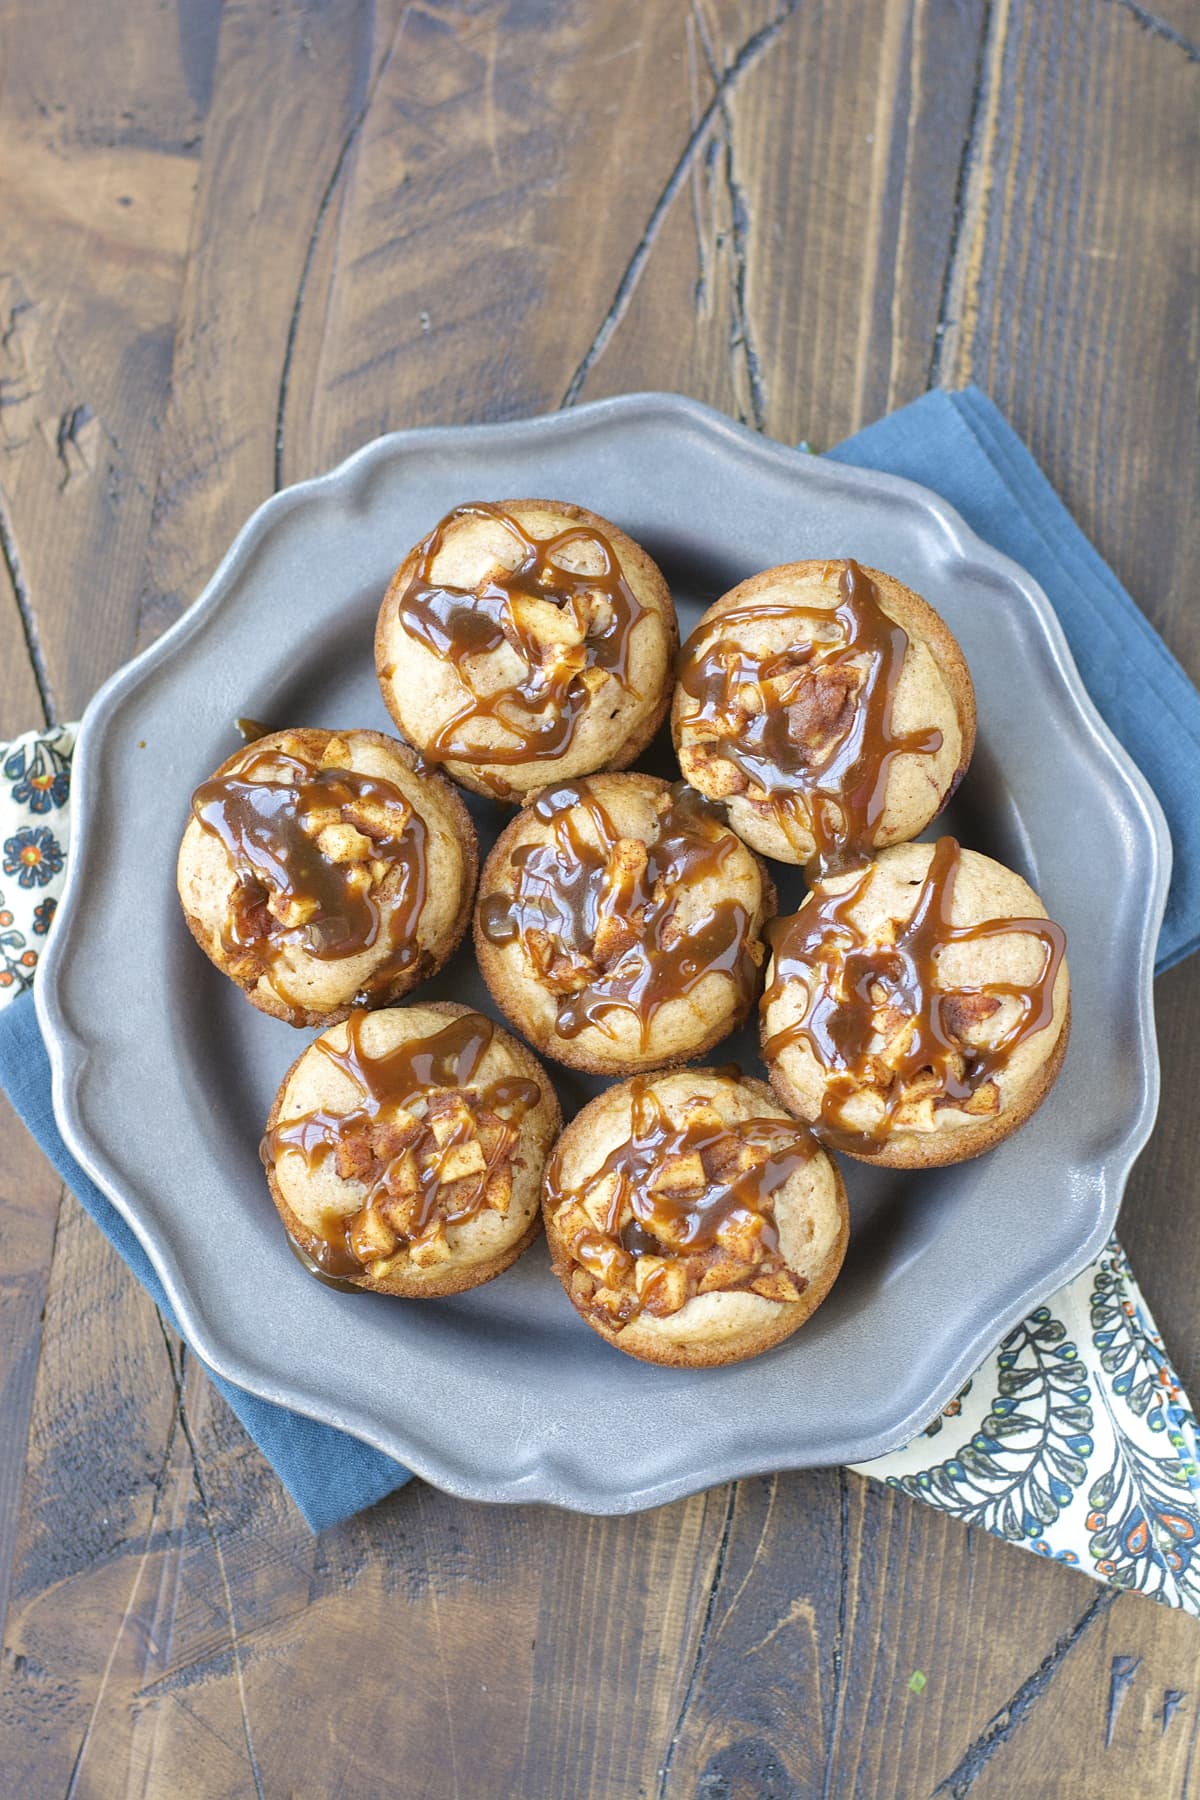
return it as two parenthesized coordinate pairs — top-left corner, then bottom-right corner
(37, 392), (1169, 1512)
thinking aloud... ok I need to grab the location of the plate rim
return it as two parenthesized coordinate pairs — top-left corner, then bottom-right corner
(35, 390), (1172, 1511)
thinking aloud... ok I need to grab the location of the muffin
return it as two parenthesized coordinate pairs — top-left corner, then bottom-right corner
(673, 558), (975, 872)
(375, 500), (677, 800)
(543, 1070), (848, 1367)
(474, 772), (775, 1074)
(178, 727), (477, 1027)
(262, 1002), (561, 1295)
(761, 837), (1069, 1166)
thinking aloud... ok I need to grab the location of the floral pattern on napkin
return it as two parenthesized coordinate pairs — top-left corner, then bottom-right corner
(0, 727), (74, 999)
(853, 1242), (1200, 1610)
(3, 724), (1198, 1610)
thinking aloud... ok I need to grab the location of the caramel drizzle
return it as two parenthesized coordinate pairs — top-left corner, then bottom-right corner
(677, 559), (944, 876)
(262, 1010), (541, 1278)
(393, 502), (648, 775)
(193, 745), (428, 1009)
(761, 836), (1066, 1149)
(478, 780), (759, 1047)
(544, 1077), (816, 1322)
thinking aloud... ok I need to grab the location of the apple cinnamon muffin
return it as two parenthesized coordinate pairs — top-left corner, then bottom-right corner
(177, 727), (477, 1027)
(263, 1002), (561, 1295)
(543, 1069), (848, 1367)
(761, 837), (1070, 1167)
(375, 499), (677, 800)
(673, 558), (974, 872)
(474, 772), (774, 1074)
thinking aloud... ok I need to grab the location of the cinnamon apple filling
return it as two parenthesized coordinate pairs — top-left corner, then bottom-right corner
(762, 836), (1066, 1148)
(391, 502), (648, 773)
(478, 779), (762, 1047)
(192, 733), (428, 1008)
(545, 1077), (817, 1331)
(262, 1010), (541, 1280)
(677, 559), (945, 875)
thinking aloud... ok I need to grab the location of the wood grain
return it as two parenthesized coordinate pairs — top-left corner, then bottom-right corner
(135, 0), (384, 652)
(0, 0), (219, 719)
(0, 1100), (61, 1645)
(0, 0), (1197, 1794)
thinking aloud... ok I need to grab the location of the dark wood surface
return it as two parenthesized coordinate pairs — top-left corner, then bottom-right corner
(1, 1), (1198, 1793)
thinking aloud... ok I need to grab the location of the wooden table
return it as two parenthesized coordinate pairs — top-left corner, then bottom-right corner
(1, 2), (1197, 1793)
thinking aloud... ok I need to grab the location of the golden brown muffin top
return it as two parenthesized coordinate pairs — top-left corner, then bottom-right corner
(180, 727), (476, 1024)
(376, 500), (676, 799)
(477, 774), (770, 1066)
(191, 731), (426, 977)
(545, 1071), (843, 1349)
(761, 837), (1068, 1150)
(263, 1006), (553, 1285)
(674, 558), (971, 873)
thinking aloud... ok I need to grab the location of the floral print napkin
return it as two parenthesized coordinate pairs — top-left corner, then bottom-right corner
(3, 724), (1198, 1608)
(1, 726), (73, 998)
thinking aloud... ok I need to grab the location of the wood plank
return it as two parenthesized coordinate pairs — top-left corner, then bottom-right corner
(964, 1584), (1200, 1798)
(13, 1328), (740, 1800)
(0, 1194), (185, 1794)
(279, 0), (704, 479)
(655, 1471), (1128, 1798)
(0, 0), (221, 717)
(0, 1103), (62, 1647)
(281, 0), (991, 461)
(0, 1), (220, 1783)
(937, 0), (1200, 653)
(0, 567), (51, 736)
(134, 0), (383, 650)
(569, 0), (991, 438)
(807, 3), (1200, 1790)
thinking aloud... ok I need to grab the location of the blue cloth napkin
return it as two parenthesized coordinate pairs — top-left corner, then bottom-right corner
(2, 385), (1197, 1537)
(828, 387), (1198, 972)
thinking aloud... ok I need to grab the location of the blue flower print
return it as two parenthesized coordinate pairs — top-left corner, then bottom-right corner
(32, 896), (57, 934)
(3, 826), (64, 889)
(4, 737), (70, 813)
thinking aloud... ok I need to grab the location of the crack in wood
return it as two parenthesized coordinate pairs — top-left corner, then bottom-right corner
(691, 1), (768, 431)
(1158, 1686), (1186, 1735)
(274, 10), (411, 492)
(684, 19), (711, 314)
(1182, 1693), (1200, 1794)
(1104, 0), (1200, 61)
(0, 1175), (65, 1648)
(0, 484), (56, 725)
(62, 1358), (184, 1799)
(929, 1587), (1116, 1797)
(926, 0), (995, 390)
(52, 403), (98, 492)
(709, 1471), (779, 1642)
(157, 1322), (267, 1800)
(656, 1484), (738, 1799)
(1106, 1653), (1140, 1748)
(560, 0), (802, 409)
(720, 136), (767, 431)
(821, 1467), (851, 1800)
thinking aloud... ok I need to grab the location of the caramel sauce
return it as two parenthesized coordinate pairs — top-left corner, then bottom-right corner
(392, 502), (649, 779)
(479, 779), (760, 1047)
(677, 559), (944, 876)
(284, 1231), (365, 1291)
(544, 1077), (816, 1322)
(263, 1010), (542, 1278)
(193, 743), (428, 1009)
(761, 836), (1066, 1149)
